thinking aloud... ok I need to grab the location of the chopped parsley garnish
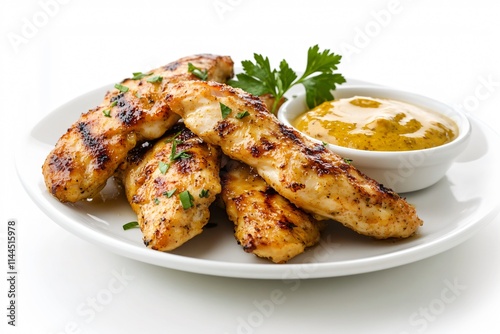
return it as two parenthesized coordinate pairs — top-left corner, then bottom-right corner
(123, 221), (139, 230)
(344, 158), (353, 164)
(163, 189), (177, 198)
(220, 102), (232, 119)
(114, 83), (129, 93)
(131, 72), (152, 80)
(172, 151), (191, 160)
(154, 198), (160, 205)
(179, 190), (194, 210)
(102, 109), (111, 117)
(158, 161), (170, 174)
(170, 139), (191, 161)
(165, 131), (182, 143)
(110, 100), (118, 107)
(187, 62), (208, 81)
(199, 189), (209, 198)
(235, 111), (250, 119)
(228, 45), (345, 114)
(146, 75), (163, 83)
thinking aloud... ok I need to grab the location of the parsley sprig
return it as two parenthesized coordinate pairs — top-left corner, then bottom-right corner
(228, 45), (345, 115)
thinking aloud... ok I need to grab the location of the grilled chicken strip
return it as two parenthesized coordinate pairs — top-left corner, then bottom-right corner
(221, 159), (321, 263)
(165, 81), (423, 239)
(118, 123), (221, 251)
(42, 54), (233, 203)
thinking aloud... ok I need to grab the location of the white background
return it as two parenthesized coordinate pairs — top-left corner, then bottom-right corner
(2, 0), (500, 333)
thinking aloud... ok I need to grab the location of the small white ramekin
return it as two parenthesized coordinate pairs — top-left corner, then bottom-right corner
(277, 85), (471, 193)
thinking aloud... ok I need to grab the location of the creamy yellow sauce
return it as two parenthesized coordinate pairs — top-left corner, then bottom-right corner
(293, 96), (458, 151)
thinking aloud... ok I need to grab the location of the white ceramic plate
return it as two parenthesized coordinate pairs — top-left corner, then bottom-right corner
(16, 81), (500, 279)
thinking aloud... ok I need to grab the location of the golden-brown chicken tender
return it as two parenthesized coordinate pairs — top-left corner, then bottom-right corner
(118, 123), (221, 251)
(165, 80), (423, 239)
(221, 159), (322, 263)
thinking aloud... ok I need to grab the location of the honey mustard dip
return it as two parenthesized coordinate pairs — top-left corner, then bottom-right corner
(293, 96), (458, 151)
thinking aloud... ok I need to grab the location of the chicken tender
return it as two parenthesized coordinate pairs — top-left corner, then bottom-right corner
(221, 159), (322, 263)
(165, 80), (423, 239)
(118, 123), (221, 251)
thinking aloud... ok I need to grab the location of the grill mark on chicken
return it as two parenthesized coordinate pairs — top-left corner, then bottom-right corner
(287, 182), (305, 192)
(249, 138), (276, 158)
(261, 187), (298, 231)
(76, 122), (110, 169)
(215, 120), (235, 138)
(164, 62), (180, 71)
(47, 152), (72, 175)
(46, 154), (73, 194)
(126, 141), (153, 164)
(153, 177), (168, 197)
(277, 219), (297, 231)
(176, 126), (198, 141)
(176, 156), (194, 174)
(279, 123), (341, 177)
(111, 93), (143, 126)
(241, 234), (257, 252)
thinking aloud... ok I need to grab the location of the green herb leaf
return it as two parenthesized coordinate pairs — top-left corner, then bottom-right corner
(173, 151), (191, 160)
(154, 198), (160, 205)
(220, 102), (232, 119)
(228, 73), (270, 96)
(165, 131), (182, 143)
(179, 190), (194, 210)
(170, 139), (179, 160)
(235, 111), (250, 119)
(163, 189), (177, 198)
(228, 45), (345, 114)
(199, 189), (209, 198)
(343, 158), (353, 165)
(172, 151), (191, 160)
(131, 72), (151, 80)
(158, 161), (170, 174)
(123, 221), (139, 230)
(188, 62), (208, 81)
(110, 100), (118, 107)
(301, 73), (345, 109)
(146, 75), (163, 83)
(114, 83), (129, 93)
(169, 139), (191, 161)
(102, 109), (111, 117)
